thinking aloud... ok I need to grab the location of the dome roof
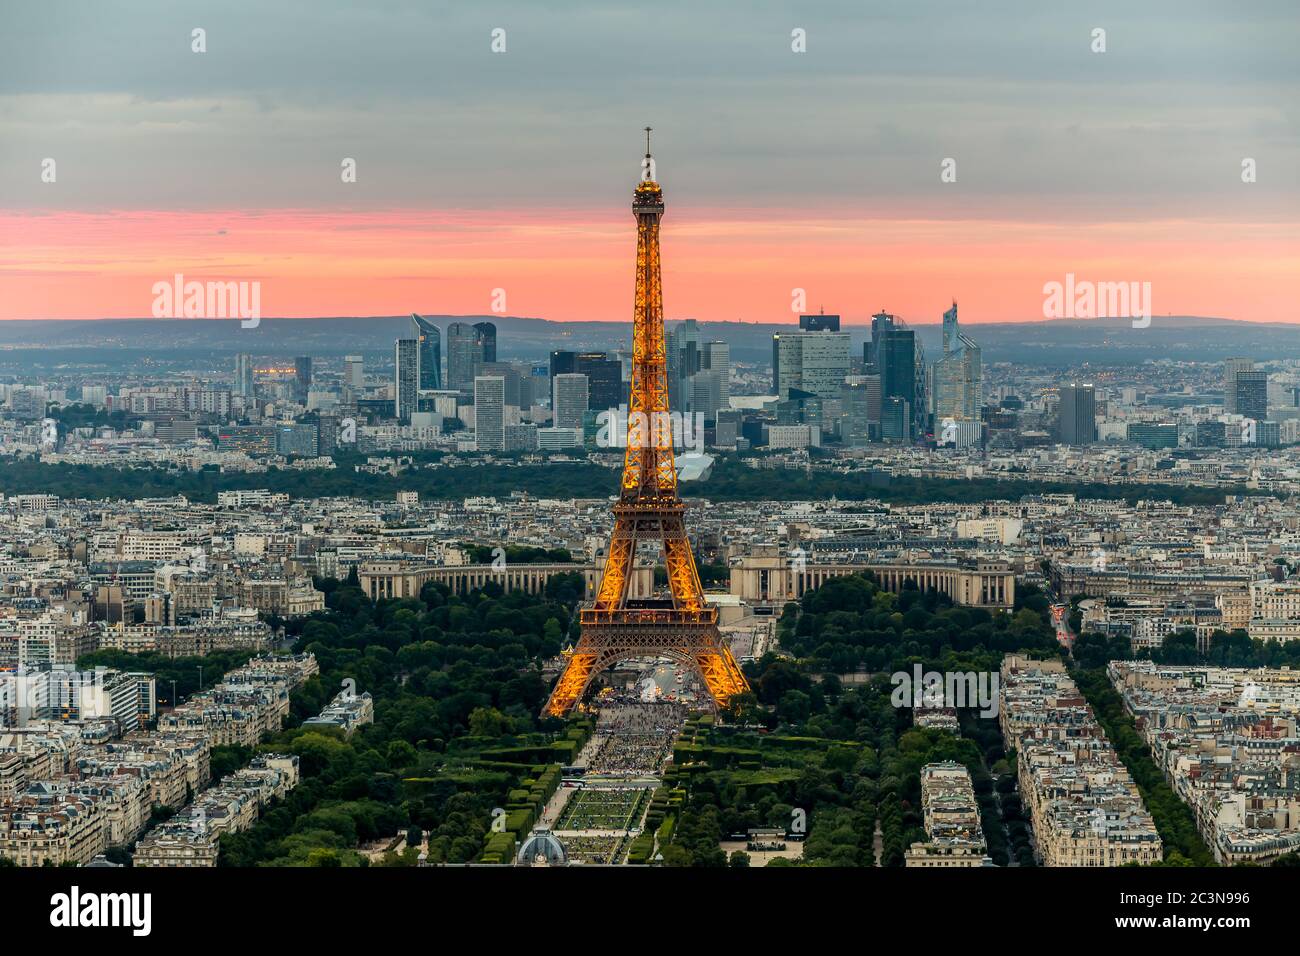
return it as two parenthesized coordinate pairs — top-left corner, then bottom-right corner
(516, 828), (567, 866)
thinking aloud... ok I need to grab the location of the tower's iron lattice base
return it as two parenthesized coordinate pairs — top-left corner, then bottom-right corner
(543, 619), (748, 718)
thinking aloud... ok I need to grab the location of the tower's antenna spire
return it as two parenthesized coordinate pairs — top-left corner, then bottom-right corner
(644, 125), (652, 157)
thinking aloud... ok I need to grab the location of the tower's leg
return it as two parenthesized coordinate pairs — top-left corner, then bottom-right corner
(694, 639), (750, 706)
(542, 626), (749, 718)
(544, 647), (599, 718)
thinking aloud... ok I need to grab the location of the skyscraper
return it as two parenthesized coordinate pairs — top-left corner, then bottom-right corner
(840, 376), (881, 446)
(933, 301), (982, 422)
(473, 322), (497, 364)
(799, 311), (841, 332)
(577, 352), (622, 411)
(474, 376), (505, 451)
(1223, 357), (1253, 414)
(549, 350), (576, 379)
(394, 339), (419, 422)
(1224, 358), (1266, 423)
(411, 314), (442, 390)
(881, 395), (911, 442)
(446, 322), (478, 391)
(447, 321), (497, 392)
(702, 340), (730, 408)
(478, 361), (522, 406)
(866, 310), (897, 367)
(293, 356), (312, 402)
(1234, 371), (1267, 424)
(550, 350), (621, 412)
(344, 355), (364, 390)
(234, 354), (254, 398)
(689, 370), (725, 424)
(772, 329), (850, 399)
(667, 319), (702, 410)
(317, 415), (341, 456)
(553, 373), (589, 429)
(873, 316), (915, 439)
(1059, 383), (1097, 445)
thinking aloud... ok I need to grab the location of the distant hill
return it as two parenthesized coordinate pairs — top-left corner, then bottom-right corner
(0, 314), (1294, 366)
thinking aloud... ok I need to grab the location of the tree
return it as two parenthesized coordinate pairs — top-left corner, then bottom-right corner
(778, 689), (812, 724)
(386, 740), (417, 769)
(659, 844), (691, 867)
(306, 848), (344, 867)
(468, 706), (512, 737)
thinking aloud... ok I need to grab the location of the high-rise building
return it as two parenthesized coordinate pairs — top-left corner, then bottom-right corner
(553, 373), (589, 429)
(799, 311), (840, 332)
(411, 314), (442, 391)
(446, 322), (478, 391)
(293, 356), (312, 402)
(473, 376), (505, 451)
(576, 352), (622, 411)
(1223, 357), (1254, 414)
(344, 355), (364, 391)
(667, 319), (702, 410)
(235, 354), (255, 398)
(478, 362), (522, 407)
(550, 350), (622, 413)
(840, 377), (881, 446)
(447, 322), (497, 392)
(881, 395), (911, 442)
(317, 415), (341, 456)
(866, 310), (897, 367)
(549, 350), (576, 378)
(1225, 359), (1267, 424)
(876, 319), (917, 433)
(933, 302), (982, 423)
(1059, 384), (1097, 445)
(394, 339), (419, 422)
(702, 340), (730, 408)
(473, 322), (497, 364)
(714, 407), (743, 447)
(689, 370), (725, 424)
(772, 330), (850, 399)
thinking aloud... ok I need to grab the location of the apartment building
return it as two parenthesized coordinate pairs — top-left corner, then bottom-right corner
(1110, 660), (1300, 865)
(1000, 655), (1162, 867)
(904, 761), (990, 867)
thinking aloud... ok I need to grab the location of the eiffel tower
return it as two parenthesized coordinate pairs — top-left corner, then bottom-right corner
(542, 130), (751, 718)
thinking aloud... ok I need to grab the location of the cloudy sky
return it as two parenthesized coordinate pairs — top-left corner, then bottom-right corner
(1, 0), (1296, 324)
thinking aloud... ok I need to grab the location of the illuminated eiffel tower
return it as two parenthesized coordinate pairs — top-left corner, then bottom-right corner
(542, 130), (751, 718)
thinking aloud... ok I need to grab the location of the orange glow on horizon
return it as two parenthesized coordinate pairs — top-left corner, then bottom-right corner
(2, 207), (1296, 325)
